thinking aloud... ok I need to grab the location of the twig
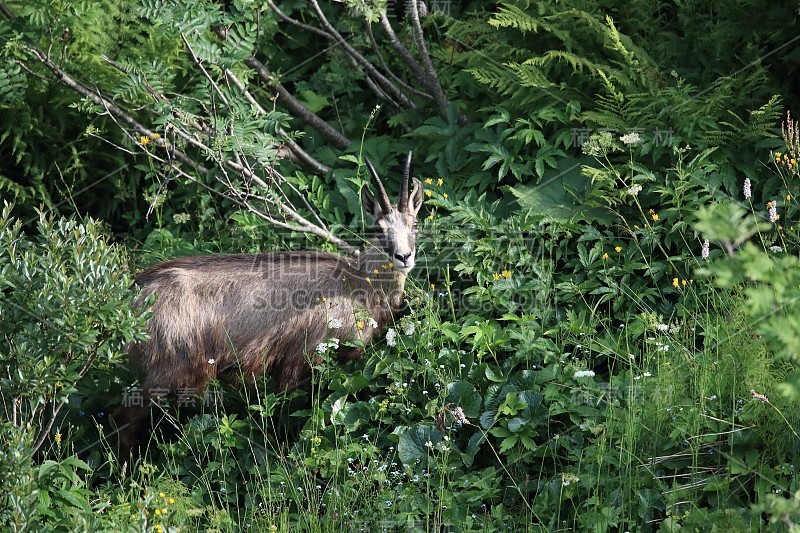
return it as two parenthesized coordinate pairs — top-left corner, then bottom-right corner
(306, 0), (414, 109)
(222, 68), (331, 175)
(407, 0), (466, 124)
(366, 21), (433, 101)
(266, 0), (331, 40)
(243, 54), (351, 150)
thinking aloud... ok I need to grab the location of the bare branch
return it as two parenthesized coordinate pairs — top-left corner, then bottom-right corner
(266, 0), (331, 40)
(306, 0), (415, 109)
(14, 32), (353, 253)
(181, 33), (230, 107)
(366, 22), (433, 101)
(243, 55), (351, 150)
(406, 0), (466, 124)
(222, 68), (331, 175)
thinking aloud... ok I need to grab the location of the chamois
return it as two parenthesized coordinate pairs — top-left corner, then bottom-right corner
(115, 153), (423, 458)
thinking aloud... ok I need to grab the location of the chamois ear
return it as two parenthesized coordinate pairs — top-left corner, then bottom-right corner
(361, 186), (383, 221)
(408, 177), (424, 217)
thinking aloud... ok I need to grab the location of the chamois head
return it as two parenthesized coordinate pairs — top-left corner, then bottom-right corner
(361, 152), (423, 274)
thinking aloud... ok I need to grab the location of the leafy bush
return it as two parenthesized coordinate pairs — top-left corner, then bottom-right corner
(0, 204), (148, 529)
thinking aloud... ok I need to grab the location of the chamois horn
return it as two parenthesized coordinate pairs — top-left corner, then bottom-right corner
(398, 151), (413, 212)
(364, 158), (393, 212)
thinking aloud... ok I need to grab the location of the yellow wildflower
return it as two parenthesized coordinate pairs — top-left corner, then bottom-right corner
(357, 321), (364, 330)
(365, 277), (371, 283)
(788, 195), (792, 201)
(614, 246), (622, 253)
(430, 283), (435, 290)
(425, 190), (432, 197)
(437, 178), (443, 186)
(140, 136), (150, 146)
(151, 132), (160, 140)
(602, 252), (609, 260)
(428, 214), (434, 220)
(652, 213), (659, 221)
(321, 297), (327, 302)
(55, 433), (61, 444)
(169, 498), (175, 504)
(373, 269), (379, 275)
(672, 278), (679, 288)
(681, 279), (687, 287)
(425, 178), (433, 185)
(501, 269), (511, 279)
(493, 273), (500, 281)
(159, 493), (165, 498)
(155, 509), (161, 516)
(388, 262), (394, 269)
(443, 193), (448, 199)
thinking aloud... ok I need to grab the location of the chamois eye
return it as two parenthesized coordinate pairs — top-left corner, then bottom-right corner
(412, 221), (419, 233)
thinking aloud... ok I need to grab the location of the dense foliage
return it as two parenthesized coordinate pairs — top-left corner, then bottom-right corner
(2, 0), (800, 530)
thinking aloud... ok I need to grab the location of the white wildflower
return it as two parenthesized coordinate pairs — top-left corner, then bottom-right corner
(770, 245), (783, 253)
(403, 322), (416, 336)
(627, 184), (643, 196)
(743, 178), (751, 200)
(327, 318), (342, 329)
(656, 324), (669, 332)
(620, 132), (641, 145)
(386, 328), (397, 347)
(208, 358), (215, 365)
(562, 473), (580, 486)
(316, 338), (340, 353)
(368, 317), (378, 329)
(573, 370), (595, 378)
(173, 213), (191, 224)
(769, 201), (778, 223)
(701, 239), (710, 260)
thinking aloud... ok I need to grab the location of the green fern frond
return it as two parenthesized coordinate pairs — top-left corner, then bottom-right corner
(488, 3), (547, 33)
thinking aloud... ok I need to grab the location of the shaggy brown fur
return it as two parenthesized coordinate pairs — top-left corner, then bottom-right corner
(115, 155), (423, 459)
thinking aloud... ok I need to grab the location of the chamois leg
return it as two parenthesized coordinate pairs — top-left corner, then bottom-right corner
(113, 402), (151, 463)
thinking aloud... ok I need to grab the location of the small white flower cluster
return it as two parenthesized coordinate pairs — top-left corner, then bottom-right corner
(173, 212), (191, 224)
(403, 322), (416, 336)
(620, 132), (641, 145)
(368, 317), (379, 329)
(581, 131), (615, 157)
(743, 178), (752, 200)
(627, 184), (643, 196)
(316, 338), (340, 353)
(701, 239), (710, 260)
(573, 370), (595, 378)
(562, 473), (580, 486)
(327, 318), (342, 329)
(770, 245), (783, 253)
(385, 328), (397, 347)
(769, 201), (778, 223)
(633, 371), (652, 381)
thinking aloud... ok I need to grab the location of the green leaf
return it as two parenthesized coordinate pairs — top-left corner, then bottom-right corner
(445, 381), (482, 418)
(396, 425), (444, 464)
